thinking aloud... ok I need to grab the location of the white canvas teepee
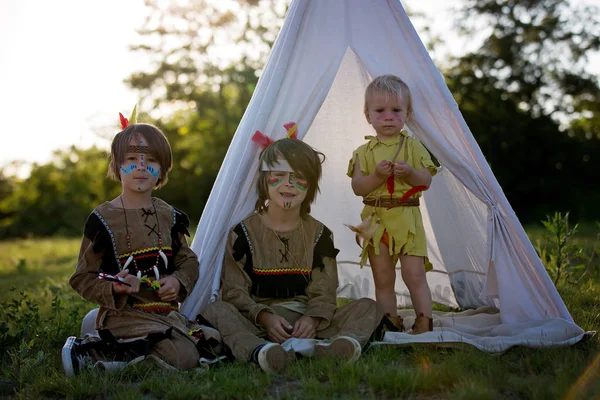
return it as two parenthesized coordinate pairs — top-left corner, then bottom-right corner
(181, 0), (587, 351)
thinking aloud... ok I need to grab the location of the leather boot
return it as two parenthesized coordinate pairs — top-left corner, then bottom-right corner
(410, 314), (433, 334)
(384, 313), (404, 332)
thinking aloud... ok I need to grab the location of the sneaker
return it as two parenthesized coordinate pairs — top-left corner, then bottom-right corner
(62, 336), (92, 376)
(314, 336), (362, 363)
(256, 343), (295, 373)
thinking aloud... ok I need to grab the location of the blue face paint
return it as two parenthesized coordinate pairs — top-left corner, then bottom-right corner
(120, 164), (137, 175)
(147, 165), (161, 178)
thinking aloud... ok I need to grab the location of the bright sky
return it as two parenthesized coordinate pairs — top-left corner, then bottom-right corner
(1, 0), (597, 177)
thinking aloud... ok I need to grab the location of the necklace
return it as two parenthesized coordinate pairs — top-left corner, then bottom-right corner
(120, 196), (168, 280)
(264, 213), (310, 282)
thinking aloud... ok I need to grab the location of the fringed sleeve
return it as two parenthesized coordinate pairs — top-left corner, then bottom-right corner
(69, 212), (128, 310)
(221, 224), (275, 325)
(170, 207), (199, 302)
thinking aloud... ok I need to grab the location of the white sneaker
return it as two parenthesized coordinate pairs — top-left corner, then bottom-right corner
(314, 336), (362, 363)
(257, 343), (295, 373)
(61, 336), (93, 376)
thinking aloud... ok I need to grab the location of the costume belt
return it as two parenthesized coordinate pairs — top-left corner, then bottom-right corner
(362, 197), (420, 208)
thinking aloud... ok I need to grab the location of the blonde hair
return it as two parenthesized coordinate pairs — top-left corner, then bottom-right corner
(364, 75), (413, 117)
(255, 139), (325, 217)
(108, 124), (173, 189)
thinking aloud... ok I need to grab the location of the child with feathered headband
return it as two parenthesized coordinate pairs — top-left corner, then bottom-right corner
(201, 122), (384, 373)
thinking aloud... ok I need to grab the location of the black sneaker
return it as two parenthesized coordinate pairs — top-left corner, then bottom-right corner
(62, 336), (92, 376)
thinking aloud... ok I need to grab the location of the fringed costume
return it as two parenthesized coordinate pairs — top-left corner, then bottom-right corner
(202, 213), (383, 361)
(69, 198), (210, 369)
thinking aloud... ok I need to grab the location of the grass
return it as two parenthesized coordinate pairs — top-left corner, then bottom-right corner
(1, 235), (599, 399)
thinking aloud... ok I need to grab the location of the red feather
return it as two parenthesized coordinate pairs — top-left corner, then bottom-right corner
(283, 122), (298, 139)
(251, 130), (273, 148)
(400, 185), (428, 202)
(386, 176), (395, 199)
(119, 113), (129, 129)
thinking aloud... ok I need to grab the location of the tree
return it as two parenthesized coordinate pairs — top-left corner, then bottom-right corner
(446, 0), (600, 222)
(125, 0), (287, 221)
(456, 0), (599, 121)
(0, 147), (120, 238)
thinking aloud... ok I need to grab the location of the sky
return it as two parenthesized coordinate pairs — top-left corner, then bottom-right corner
(1, 0), (598, 178)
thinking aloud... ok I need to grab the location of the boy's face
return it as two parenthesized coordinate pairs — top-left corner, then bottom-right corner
(365, 92), (410, 139)
(267, 170), (308, 211)
(119, 136), (161, 194)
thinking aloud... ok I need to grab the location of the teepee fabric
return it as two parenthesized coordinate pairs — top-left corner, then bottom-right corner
(181, 0), (587, 350)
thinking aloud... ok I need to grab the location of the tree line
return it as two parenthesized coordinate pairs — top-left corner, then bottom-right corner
(1, 0), (598, 238)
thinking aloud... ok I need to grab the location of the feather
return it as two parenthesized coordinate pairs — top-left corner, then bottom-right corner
(400, 185), (428, 202)
(251, 130), (273, 148)
(345, 214), (379, 248)
(283, 122), (298, 139)
(119, 113), (129, 129)
(129, 105), (138, 125)
(386, 176), (395, 199)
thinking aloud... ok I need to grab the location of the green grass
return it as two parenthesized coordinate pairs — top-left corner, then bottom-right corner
(1, 236), (599, 399)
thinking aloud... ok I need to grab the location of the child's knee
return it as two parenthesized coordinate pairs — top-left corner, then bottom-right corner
(155, 338), (199, 370)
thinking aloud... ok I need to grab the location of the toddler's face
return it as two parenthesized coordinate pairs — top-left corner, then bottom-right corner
(365, 92), (410, 139)
(267, 170), (308, 211)
(119, 136), (161, 193)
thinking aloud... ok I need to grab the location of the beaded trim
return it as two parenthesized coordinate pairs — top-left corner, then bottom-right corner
(132, 301), (178, 313)
(240, 222), (254, 254)
(126, 145), (150, 153)
(93, 209), (121, 269)
(252, 267), (311, 275)
(314, 224), (324, 245)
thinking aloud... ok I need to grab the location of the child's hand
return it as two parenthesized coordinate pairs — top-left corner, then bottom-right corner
(292, 316), (319, 339)
(112, 270), (140, 294)
(393, 161), (413, 179)
(157, 276), (181, 302)
(257, 311), (293, 343)
(374, 160), (393, 180)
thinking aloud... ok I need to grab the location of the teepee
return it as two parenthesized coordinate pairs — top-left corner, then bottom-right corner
(181, 0), (587, 351)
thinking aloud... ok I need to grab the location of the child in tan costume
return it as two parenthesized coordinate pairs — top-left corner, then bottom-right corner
(62, 113), (216, 375)
(203, 130), (384, 373)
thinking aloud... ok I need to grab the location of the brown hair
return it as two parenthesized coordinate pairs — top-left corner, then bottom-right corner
(364, 74), (413, 117)
(254, 138), (325, 217)
(108, 124), (173, 189)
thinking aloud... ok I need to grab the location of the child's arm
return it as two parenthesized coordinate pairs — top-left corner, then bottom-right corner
(304, 255), (338, 331)
(303, 226), (339, 332)
(166, 231), (199, 303)
(393, 161), (432, 188)
(69, 236), (133, 310)
(351, 155), (393, 196)
(221, 228), (276, 325)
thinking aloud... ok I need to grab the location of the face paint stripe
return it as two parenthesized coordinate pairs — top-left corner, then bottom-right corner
(268, 177), (282, 186)
(295, 181), (308, 191)
(147, 165), (161, 178)
(120, 164), (137, 175)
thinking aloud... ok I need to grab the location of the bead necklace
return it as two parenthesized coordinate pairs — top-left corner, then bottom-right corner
(120, 196), (168, 280)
